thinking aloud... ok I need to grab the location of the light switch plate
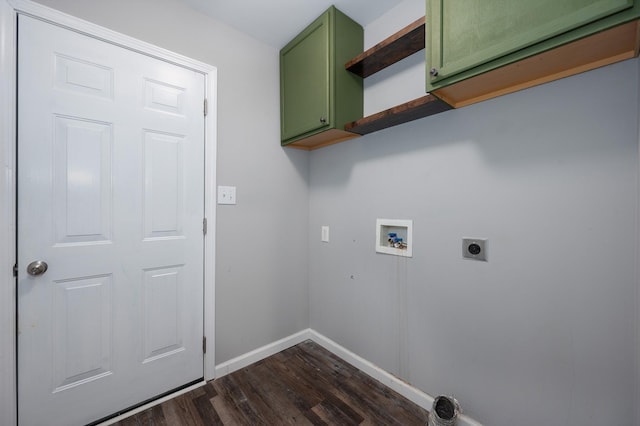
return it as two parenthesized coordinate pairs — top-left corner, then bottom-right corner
(217, 186), (236, 205)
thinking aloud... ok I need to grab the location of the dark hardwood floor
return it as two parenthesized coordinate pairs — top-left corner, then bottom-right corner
(112, 340), (430, 425)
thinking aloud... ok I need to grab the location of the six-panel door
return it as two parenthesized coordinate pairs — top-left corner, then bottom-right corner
(17, 15), (205, 426)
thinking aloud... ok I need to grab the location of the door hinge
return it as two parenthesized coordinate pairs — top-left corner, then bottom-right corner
(203, 218), (207, 235)
(12, 264), (18, 277)
(204, 98), (208, 117)
(203, 336), (207, 354)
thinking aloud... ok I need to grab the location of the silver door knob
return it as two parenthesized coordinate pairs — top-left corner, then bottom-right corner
(27, 260), (48, 276)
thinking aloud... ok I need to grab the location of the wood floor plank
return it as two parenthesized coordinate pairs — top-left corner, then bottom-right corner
(288, 344), (389, 423)
(220, 367), (275, 421)
(211, 374), (268, 425)
(111, 340), (429, 425)
(274, 347), (370, 424)
(268, 351), (328, 409)
(295, 342), (427, 425)
(349, 369), (429, 425)
(201, 381), (218, 399)
(311, 400), (360, 426)
(209, 393), (253, 426)
(192, 394), (223, 426)
(233, 363), (310, 425)
(267, 353), (349, 425)
(136, 405), (168, 426)
(300, 408), (328, 426)
(313, 392), (365, 425)
(161, 394), (205, 426)
(330, 368), (426, 425)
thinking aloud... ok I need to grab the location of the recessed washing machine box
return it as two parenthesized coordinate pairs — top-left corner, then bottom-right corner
(376, 219), (413, 257)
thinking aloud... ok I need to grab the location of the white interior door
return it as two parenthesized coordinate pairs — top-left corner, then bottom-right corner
(17, 15), (205, 426)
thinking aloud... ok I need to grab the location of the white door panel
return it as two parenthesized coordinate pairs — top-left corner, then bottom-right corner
(18, 15), (205, 426)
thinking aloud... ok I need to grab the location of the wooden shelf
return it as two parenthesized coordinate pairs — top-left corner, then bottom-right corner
(345, 95), (451, 135)
(342, 17), (450, 137)
(345, 17), (425, 77)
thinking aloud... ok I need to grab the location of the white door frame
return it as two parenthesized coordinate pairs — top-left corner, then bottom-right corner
(0, 2), (217, 425)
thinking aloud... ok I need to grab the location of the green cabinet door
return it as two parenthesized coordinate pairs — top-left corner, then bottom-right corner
(281, 12), (330, 142)
(427, 0), (634, 90)
(280, 6), (363, 147)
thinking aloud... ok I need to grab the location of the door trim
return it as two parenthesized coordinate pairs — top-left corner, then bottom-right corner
(0, 2), (218, 425)
(0, 2), (17, 425)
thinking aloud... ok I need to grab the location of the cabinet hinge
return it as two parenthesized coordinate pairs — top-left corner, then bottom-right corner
(204, 98), (208, 117)
(203, 218), (207, 235)
(203, 336), (207, 354)
(12, 264), (18, 277)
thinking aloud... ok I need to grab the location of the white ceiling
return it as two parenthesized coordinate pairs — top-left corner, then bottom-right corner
(179, 0), (404, 48)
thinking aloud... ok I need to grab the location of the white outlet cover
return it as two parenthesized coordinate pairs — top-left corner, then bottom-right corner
(217, 186), (236, 205)
(321, 226), (329, 243)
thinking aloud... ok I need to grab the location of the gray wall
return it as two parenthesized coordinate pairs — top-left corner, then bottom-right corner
(32, 0), (310, 364)
(309, 5), (639, 425)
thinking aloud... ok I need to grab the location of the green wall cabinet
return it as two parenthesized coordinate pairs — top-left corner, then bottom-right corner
(426, 0), (640, 104)
(280, 6), (363, 149)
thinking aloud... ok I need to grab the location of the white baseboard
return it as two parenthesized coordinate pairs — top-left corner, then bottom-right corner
(215, 328), (483, 426)
(214, 329), (312, 377)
